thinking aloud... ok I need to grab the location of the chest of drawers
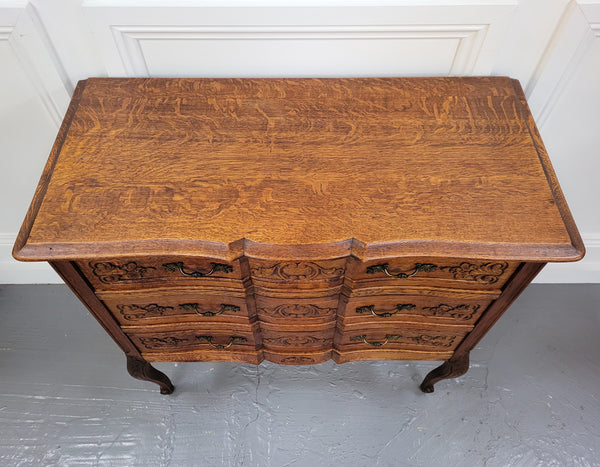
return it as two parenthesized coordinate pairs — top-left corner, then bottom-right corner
(13, 77), (584, 394)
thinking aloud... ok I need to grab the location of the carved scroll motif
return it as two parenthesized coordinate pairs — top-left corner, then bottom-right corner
(407, 334), (457, 348)
(90, 261), (156, 284)
(138, 336), (188, 349)
(117, 303), (174, 320)
(251, 261), (344, 281)
(263, 335), (330, 347)
(423, 303), (481, 321)
(440, 262), (509, 284)
(179, 303), (240, 317)
(258, 304), (336, 319)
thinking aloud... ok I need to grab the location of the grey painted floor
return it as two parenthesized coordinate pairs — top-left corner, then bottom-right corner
(0, 284), (599, 466)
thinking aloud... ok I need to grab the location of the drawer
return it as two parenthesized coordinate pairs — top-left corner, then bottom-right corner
(335, 322), (470, 352)
(348, 257), (520, 290)
(98, 288), (254, 325)
(144, 349), (263, 365)
(125, 322), (261, 354)
(260, 322), (336, 352)
(263, 350), (333, 365)
(340, 288), (498, 326)
(79, 257), (244, 290)
(332, 348), (455, 364)
(255, 295), (338, 324)
(249, 258), (346, 289)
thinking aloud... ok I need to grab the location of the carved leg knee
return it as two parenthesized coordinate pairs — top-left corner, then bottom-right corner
(126, 355), (175, 395)
(420, 353), (469, 394)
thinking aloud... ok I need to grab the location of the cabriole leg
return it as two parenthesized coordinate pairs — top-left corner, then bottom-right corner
(420, 353), (469, 394)
(126, 355), (175, 395)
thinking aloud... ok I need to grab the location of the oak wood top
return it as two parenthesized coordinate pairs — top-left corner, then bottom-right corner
(14, 77), (584, 261)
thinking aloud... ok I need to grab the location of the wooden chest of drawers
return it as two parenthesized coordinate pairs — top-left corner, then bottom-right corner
(13, 77), (584, 394)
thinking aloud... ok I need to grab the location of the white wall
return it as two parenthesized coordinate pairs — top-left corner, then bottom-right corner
(1, 0), (598, 283)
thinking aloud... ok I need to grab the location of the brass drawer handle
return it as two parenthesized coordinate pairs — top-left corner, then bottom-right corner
(366, 263), (437, 278)
(350, 334), (401, 347)
(355, 303), (416, 318)
(179, 303), (240, 317)
(195, 336), (247, 350)
(163, 262), (233, 278)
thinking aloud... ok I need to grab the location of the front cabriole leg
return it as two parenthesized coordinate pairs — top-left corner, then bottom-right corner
(126, 355), (175, 395)
(420, 353), (469, 393)
(418, 263), (547, 394)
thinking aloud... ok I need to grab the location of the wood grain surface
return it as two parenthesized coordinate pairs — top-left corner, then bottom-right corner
(14, 77), (583, 262)
(12, 78), (586, 392)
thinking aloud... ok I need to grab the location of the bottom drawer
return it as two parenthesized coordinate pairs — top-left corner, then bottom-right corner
(336, 322), (470, 353)
(126, 322), (261, 354)
(144, 349), (263, 365)
(263, 349), (333, 365)
(260, 322), (336, 352)
(332, 348), (455, 363)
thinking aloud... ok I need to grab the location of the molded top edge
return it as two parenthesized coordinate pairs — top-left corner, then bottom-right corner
(13, 237), (585, 263)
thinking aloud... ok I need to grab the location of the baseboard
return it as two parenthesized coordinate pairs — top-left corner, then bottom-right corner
(0, 233), (61, 284)
(534, 234), (600, 283)
(0, 259), (61, 284)
(1, 233), (599, 284)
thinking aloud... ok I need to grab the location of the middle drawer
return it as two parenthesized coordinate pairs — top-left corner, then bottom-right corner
(98, 287), (255, 326)
(254, 294), (339, 324)
(340, 287), (500, 326)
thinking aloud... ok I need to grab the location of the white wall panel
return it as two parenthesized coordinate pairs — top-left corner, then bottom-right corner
(83, 2), (516, 77)
(0, 4), (68, 283)
(1, 0), (599, 283)
(493, 0), (569, 86)
(110, 25), (487, 77)
(530, 1), (600, 283)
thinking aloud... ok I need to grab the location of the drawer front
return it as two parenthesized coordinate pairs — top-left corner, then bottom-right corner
(263, 350), (333, 365)
(340, 291), (496, 326)
(127, 323), (260, 354)
(79, 257), (243, 290)
(336, 322), (470, 352)
(349, 258), (520, 290)
(332, 348), (455, 363)
(144, 350), (263, 365)
(249, 259), (346, 289)
(260, 322), (335, 352)
(255, 295), (338, 324)
(99, 289), (253, 325)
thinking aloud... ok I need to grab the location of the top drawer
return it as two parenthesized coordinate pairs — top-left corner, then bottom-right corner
(78, 257), (244, 290)
(348, 258), (520, 290)
(248, 258), (346, 289)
